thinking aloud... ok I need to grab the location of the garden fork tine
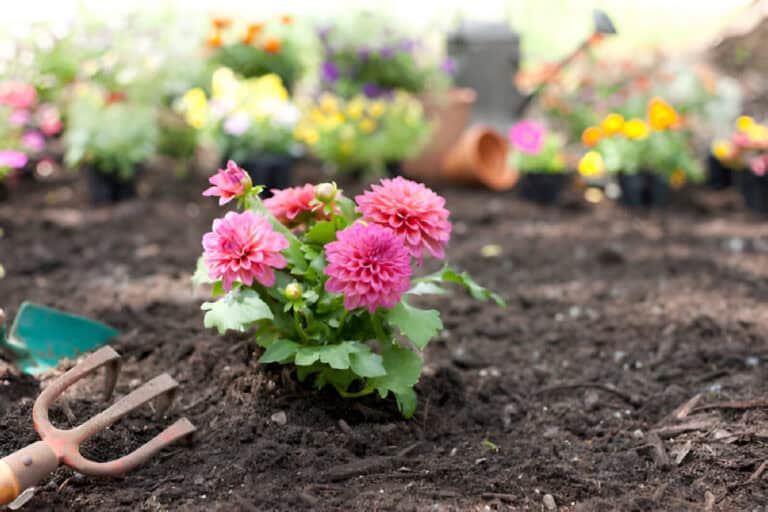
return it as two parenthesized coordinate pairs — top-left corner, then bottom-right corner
(0, 346), (196, 506)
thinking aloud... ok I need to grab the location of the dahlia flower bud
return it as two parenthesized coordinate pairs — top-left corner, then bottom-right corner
(315, 182), (338, 203)
(202, 160), (252, 205)
(284, 282), (303, 301)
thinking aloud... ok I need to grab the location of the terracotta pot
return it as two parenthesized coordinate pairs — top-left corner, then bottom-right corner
(403, 88), (477, 182)
(441, 125), (518, 191)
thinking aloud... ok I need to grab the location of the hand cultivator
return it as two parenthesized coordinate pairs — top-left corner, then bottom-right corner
(0, 346), (196, 506)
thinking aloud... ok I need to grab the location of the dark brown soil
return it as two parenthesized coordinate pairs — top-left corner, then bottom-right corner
(1, 168), (767, 511)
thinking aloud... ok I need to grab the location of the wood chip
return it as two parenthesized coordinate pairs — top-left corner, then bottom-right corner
(693, 398), (768, 413)
(652, 414), (719, 438)
(646, 432), (671, 470)
(674, 440), (692, 465)
(703, 491), (715, 512)
(667, 394), (703, 422)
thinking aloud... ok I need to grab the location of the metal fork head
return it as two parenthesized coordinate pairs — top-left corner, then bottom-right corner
(31, 346), (196, 477)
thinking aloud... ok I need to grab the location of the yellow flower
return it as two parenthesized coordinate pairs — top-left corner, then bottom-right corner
(648, 97), (679, 131)
(579, 151), (604, 177)
(212, 67), (239, 100)
(179, 88), (209, 129)
(622, 118), (649, 140)
(746, 123), (768, 144)
(359, 118), (376, 133)
(309, 108), (325, 124)
(711, 139), (733, 161)
(303, 128), (319, 145)
(736, 115), (754, 132)
(346, 97), (365, 120)
(669, 169), (686, 189)
(601, 114), (624, 136)
(581, 126), (602, 147)
(320, 93), (339, 114)
(368, 100), (386, 118)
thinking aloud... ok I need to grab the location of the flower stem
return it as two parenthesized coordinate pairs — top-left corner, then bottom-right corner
(293, 309), (309, 343)
(339, 385), (375, 398)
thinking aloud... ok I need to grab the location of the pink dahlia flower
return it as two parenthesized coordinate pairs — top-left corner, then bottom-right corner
(9, 110), (30, 127)
(324, 223), (412, 313)
(509, 120), (545, 154)
(0, 81), (37, 110)
(264, 184), (335, 226)
(203, 160), (252, 205)
(203, 210), (289, 291)
(22, 131), (45, 153)
(750, 155), (768, 177)
(0, 150), (28, 169)
(355, 177), (451, 261)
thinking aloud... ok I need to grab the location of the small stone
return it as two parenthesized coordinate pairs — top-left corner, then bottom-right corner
(584, 391), (600, 411)
(270, 411), (287, 425)
(632, 429), (644, 440)
(543, 493), (557, 510)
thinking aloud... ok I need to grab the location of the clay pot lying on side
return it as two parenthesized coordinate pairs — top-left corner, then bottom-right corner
(442, 125), (518, 191)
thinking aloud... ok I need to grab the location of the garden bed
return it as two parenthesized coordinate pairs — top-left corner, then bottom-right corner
(1, 169), (767, 511)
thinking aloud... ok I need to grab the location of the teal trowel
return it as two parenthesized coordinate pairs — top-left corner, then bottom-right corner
(0, 302), (120, 374)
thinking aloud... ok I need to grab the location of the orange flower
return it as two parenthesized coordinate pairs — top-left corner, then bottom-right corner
(281, 14), (293, 25)
(211, 17), (232, 30)
(206, 31), (223, 48)
(241, 33), (255, 45)
(601, 113), (624, 136)
(581, 126), (602, 147)
(648, 97), (679, 131)
(634, 76), (651, 92)
(263, 37), (282, 54)
(247, 22), (264, 35)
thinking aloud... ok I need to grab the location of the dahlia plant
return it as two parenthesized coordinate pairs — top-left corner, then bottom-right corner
(195, 162), (503, 417)
(508, 121), (567, 174)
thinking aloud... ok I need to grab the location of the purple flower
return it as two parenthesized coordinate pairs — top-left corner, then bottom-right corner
(379, 47), (394, 59)
(316, 26), (331, 42)
(362, 83), (383, 98)
(399, 39), (415, 52)
(357, 46), (370, 60)
(9, 109), (30, 127)
(321, 61), (340, 82)
(22, 131), (44, 153)
(0, 150), (28, 169)
(441, 57), (457, 75)
(509, 121), (546, 154)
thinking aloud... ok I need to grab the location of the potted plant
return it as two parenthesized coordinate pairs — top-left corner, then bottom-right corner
(579, 98), (702, 208)
(64, 84), (158, 204)
(205, 15), (310, 93)
(730, 116), (768, 213)
(508, 121), (569, 204)
(293, 91), (430, 179)
(178, 69), (301, 194)
(194, 162), (503, 417)
(0, 106), (29, 198)
(317, 10), (452, 99)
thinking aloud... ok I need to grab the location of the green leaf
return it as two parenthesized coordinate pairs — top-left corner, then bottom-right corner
(202, 288), (273, 335)
(305, 218), (345, 245)
(393, 388), (418, 419)
(386, 300), (443, 350)
(192, 256), (213, 286)
(407, 282), (447, 296)
(318, 343), (357, 369)
(295, 347), (321, 366)
(259, 339), (300, 363)
(337, 196), (359, 224)
(369, 345), (422, 399)
(420, 265), (506, 306)
(349, 349), (386, 378)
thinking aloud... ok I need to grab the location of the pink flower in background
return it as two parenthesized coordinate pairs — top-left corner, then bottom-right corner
(509, 120), (546, 154)
(264, 184), (333, 226)
(203, 160), (252, 205)
(203, 210), (289, 291)
(9, 110), (30, 127)
(355, 177), (451, 262)
(38, 105), (63, 136)
(750, 156), (768, 177)
(0, 81), (37, 110)
(22, 131), (44, 153)
(223, 112), (250, 136)
(324, 223), (412, 313)
(0, 150), (28, 169)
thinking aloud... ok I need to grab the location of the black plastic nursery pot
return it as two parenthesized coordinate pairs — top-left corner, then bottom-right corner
(517, 172), (570, 205)
(617, 170), (670, 208)
(85, 166), (139, 206)
(738, 170), (768, 214)
(706, 153), (734, 190)
(235, 154), (294, 198)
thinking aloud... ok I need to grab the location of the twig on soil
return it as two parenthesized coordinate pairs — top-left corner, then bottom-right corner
(298, 486), (320, 507)
(533, 383), (642, 407)
(662, 393), (703, 424)
(652, 482), (668, 502)
(651, 414), (719, 438)
(481, 492), (516, 503)
(645, 432), (671, 470)
(703, 491), (715, 512)
(693, 398), (768, 414)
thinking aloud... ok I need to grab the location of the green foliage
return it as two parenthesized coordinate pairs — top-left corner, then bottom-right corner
(64, 87), (158, 179)
(510, 134), (567, 174)
(198, 187), (502, 418)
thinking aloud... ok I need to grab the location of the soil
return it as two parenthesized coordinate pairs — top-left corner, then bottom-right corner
(1, 167), (767, 511)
